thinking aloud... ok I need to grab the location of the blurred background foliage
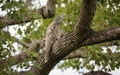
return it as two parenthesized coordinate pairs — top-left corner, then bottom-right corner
(0, 0), (120, 74)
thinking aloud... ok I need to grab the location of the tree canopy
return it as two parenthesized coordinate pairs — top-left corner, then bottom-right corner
(0, 0), (120, 75)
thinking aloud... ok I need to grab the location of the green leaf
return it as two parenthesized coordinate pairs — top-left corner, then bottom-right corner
(17, 28), (22, 35)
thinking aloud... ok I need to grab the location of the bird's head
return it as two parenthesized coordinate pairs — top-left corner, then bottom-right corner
(54, 14), (66, 25)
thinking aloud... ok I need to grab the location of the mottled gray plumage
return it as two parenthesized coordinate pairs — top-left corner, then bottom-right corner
(45, 14), (65, 63)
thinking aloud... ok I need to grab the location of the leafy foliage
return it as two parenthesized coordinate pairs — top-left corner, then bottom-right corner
(0, 29), (16, 75)
(0, 0), (120, 74)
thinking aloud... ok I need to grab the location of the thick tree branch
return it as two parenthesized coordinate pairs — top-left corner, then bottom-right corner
(74, 0), (96, 33)
(54, 27), (120, 60)
(81, 27), (120, 46)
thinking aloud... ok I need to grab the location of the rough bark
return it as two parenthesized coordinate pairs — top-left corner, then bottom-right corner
(81, 27), (120, 46)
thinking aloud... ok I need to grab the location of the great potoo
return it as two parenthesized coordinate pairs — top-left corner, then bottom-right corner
(45, 14), (65, 63)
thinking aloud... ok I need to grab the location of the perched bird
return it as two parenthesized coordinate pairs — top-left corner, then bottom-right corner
(45, 14), (65, 63)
